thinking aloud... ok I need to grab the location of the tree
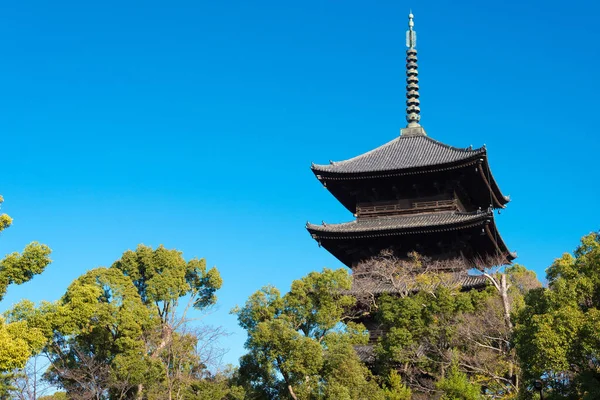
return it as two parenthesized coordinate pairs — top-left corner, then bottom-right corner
(436, 358), (481, 400)
(38, 392), (68, 400)
(514, 232), (600, 399)
(234, 268), (394, 400)
(111, 245), (224, 399)
(374, 283), (490, 397)
(7, 355), (54, 400)
(42, 267), (160, 399)
(14, 245), (224, 400)
(367, 254), (540, 398)
(0, 194), (52, 393)
(382, 371), (412, 400)
(456, 264), (540, 396)
(183, 367), (244, 400)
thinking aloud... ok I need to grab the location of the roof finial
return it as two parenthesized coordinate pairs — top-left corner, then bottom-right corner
(407, 12), (416, 49)
(404, 11), (422, 131)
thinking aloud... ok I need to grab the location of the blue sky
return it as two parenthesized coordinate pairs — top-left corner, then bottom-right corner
(1, 0), (599, 366)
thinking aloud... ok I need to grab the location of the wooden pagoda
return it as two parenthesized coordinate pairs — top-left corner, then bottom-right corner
(306, 13), (515, 353)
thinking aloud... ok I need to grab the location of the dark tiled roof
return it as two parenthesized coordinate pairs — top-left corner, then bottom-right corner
(347, 274), (489, 295)
(353, 345), (375, 364)
(307, 210), (491, 236)
(312, 135), (484, 175)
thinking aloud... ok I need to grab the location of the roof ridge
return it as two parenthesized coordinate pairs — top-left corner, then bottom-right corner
(419, 135), (485, 153)
(313, 135), (403, 168)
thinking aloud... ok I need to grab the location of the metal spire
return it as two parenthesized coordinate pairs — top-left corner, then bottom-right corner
(401, 12), (425, 135)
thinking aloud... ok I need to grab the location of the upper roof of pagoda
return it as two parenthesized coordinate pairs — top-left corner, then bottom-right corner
(310, 13), (510, 208)
(311, 131), (510, 210)
(311, 134), (485, 176)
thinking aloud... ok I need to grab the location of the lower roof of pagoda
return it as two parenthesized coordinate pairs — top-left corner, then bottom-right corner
(354, 345), (375, 364)
(307, 210), (487, 236)
(306, 210), (515, 267)
(346, 273), (489, 296)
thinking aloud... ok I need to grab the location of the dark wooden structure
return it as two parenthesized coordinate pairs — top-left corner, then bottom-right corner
(306, 134), (514, 268)
(305, 13), (514, 353)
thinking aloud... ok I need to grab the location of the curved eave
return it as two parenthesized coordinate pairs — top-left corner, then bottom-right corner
(478, 155), (510, 209)
(485, 216), (517, 262)
(311, 154), (482, 181)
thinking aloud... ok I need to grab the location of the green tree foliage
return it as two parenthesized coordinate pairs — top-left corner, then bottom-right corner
(375, 285), (491, 396)
(0, 242), (52, 303)
(381, 371), (412, 400)
(234, 268), (401, 400)
(111, 245), (224, 398)
(38, 392), (68, 400)
(436, 359), (481, 400)
(0, 194), (51, 380)
(41, 267), (163, 398)
(183, 367), (244, 400)
(373, 263), (539, 398)
(515, 232), (600, 399)
(0, 316), (46, 374)
(12, 245), (224, 399)
(111, 245), (223, 322)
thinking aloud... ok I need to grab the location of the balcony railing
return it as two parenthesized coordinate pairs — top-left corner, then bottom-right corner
(357, 199), (458, 218)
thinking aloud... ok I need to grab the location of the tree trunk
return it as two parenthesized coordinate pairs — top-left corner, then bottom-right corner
(500, 273), (519, 392)
(500, 274), (513, 331)
(287, 384), (298, 400)
(152, 325), (173, 358)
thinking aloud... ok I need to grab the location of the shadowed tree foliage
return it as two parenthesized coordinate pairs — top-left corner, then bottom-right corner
(182, 366), (244, 400)
(374, 285), (491, 398)
(368, 255), (539, 399)
(515, 232), (600, 399)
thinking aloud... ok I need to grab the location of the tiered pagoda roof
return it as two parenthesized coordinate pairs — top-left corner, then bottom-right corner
(305, 12), (514, 268)
(306, 12), (514, 365)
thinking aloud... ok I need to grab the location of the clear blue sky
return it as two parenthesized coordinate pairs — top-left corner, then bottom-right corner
(1, 0), (599, 366)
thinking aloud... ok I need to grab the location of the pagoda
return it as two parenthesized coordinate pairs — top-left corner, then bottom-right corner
(306, 13), (515, 349)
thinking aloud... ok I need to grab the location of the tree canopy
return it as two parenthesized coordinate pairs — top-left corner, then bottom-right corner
(0, 194), (52, 378)
(234, 268), (411, 400)
(4, 188), (600, 400)
(8, 245), (228, 400)
(515, 232), (600, 399)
